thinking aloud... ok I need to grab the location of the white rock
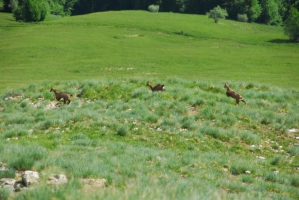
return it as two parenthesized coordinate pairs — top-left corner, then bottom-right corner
(22, 171), (39, 187)
(288, 129), (298, 133)
(258, 156), (265, 160)
(245, 171), (251, 174)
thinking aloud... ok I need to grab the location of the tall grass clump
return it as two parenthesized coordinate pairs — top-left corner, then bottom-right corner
(0, 168), (16, 179)
(5, 145), (47, 171)
(0, 188), (12, 200)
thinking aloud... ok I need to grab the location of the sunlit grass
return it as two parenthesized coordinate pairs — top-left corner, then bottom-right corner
(0, 78), (298, 199)
(1, 11), (299, 93)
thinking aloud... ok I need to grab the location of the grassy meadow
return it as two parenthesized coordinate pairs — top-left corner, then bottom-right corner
(0, 10), (299, 200)
(0, 11), (299, 91)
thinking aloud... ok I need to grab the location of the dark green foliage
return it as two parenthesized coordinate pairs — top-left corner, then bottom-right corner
(259, 0), (282, 25)
(228, 0), (261, 22)
(2, 0), (11, 12)
(284, 7), (299, 41)
(12, 0), (49, 22)
(117, 126), (128, 136)
(22, 0), (48, 21)
(48, 0), (78, 16)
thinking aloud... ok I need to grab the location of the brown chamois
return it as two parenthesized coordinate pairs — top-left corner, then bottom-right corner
(146, 81), (165, 92)
(50, 88), (72, 104)
(224, 83), (246, 105)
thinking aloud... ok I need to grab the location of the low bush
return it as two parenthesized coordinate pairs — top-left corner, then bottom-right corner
(148, 5), (159, 12)
(117, 126), (128, 136)
(237, 13), (248, 22)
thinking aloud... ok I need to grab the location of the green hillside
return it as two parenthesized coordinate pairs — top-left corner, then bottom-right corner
(0, 11), (298, 92)
(0, 11), (299, 200)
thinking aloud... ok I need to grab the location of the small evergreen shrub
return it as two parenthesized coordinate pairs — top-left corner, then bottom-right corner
(148, 5), (159, 13)
(237, 14), (248, 22)
(117, 126), (128, 136)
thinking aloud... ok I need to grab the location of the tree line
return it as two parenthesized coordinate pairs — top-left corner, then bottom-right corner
(1, 0), (299, 40)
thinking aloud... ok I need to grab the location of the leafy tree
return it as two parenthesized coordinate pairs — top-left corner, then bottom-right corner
(208, 5), (228, 23)
(50, 0), (78, 16)
(284, 7), (299, 41)
(11, 0), (49, 22)
(248, 0), (262, 22)
(227, 0), (261, 22)
(259, 0), (282, 25)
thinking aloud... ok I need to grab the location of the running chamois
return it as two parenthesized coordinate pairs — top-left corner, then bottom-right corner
(224, 83), (246, 105)
(50, 88), (72, 104)
(146, 81), (165, 92)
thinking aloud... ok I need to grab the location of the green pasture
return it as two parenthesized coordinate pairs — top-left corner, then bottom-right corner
(0, 11), (299, 200)
(0, 11), (298, 92)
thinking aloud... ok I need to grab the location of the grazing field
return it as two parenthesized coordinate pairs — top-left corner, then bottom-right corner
(0, 11), (299, 200)
(0, 11), (299, 92)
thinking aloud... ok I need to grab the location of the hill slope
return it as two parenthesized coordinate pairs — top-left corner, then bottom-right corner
(0, 11), (298, 92)
(0, 78), (298, 199)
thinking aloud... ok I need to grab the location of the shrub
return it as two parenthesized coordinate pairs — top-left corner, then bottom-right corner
(208, 5), (228, 23)
(148, 5), (159, 13)
(237, 13), (248, 22)
(117, 126), (128, 136)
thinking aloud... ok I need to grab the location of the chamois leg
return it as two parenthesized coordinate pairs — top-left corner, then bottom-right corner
(236, 99), (240, 105)
(67, 99), (71, 104)
(241, 99), (246, 104)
